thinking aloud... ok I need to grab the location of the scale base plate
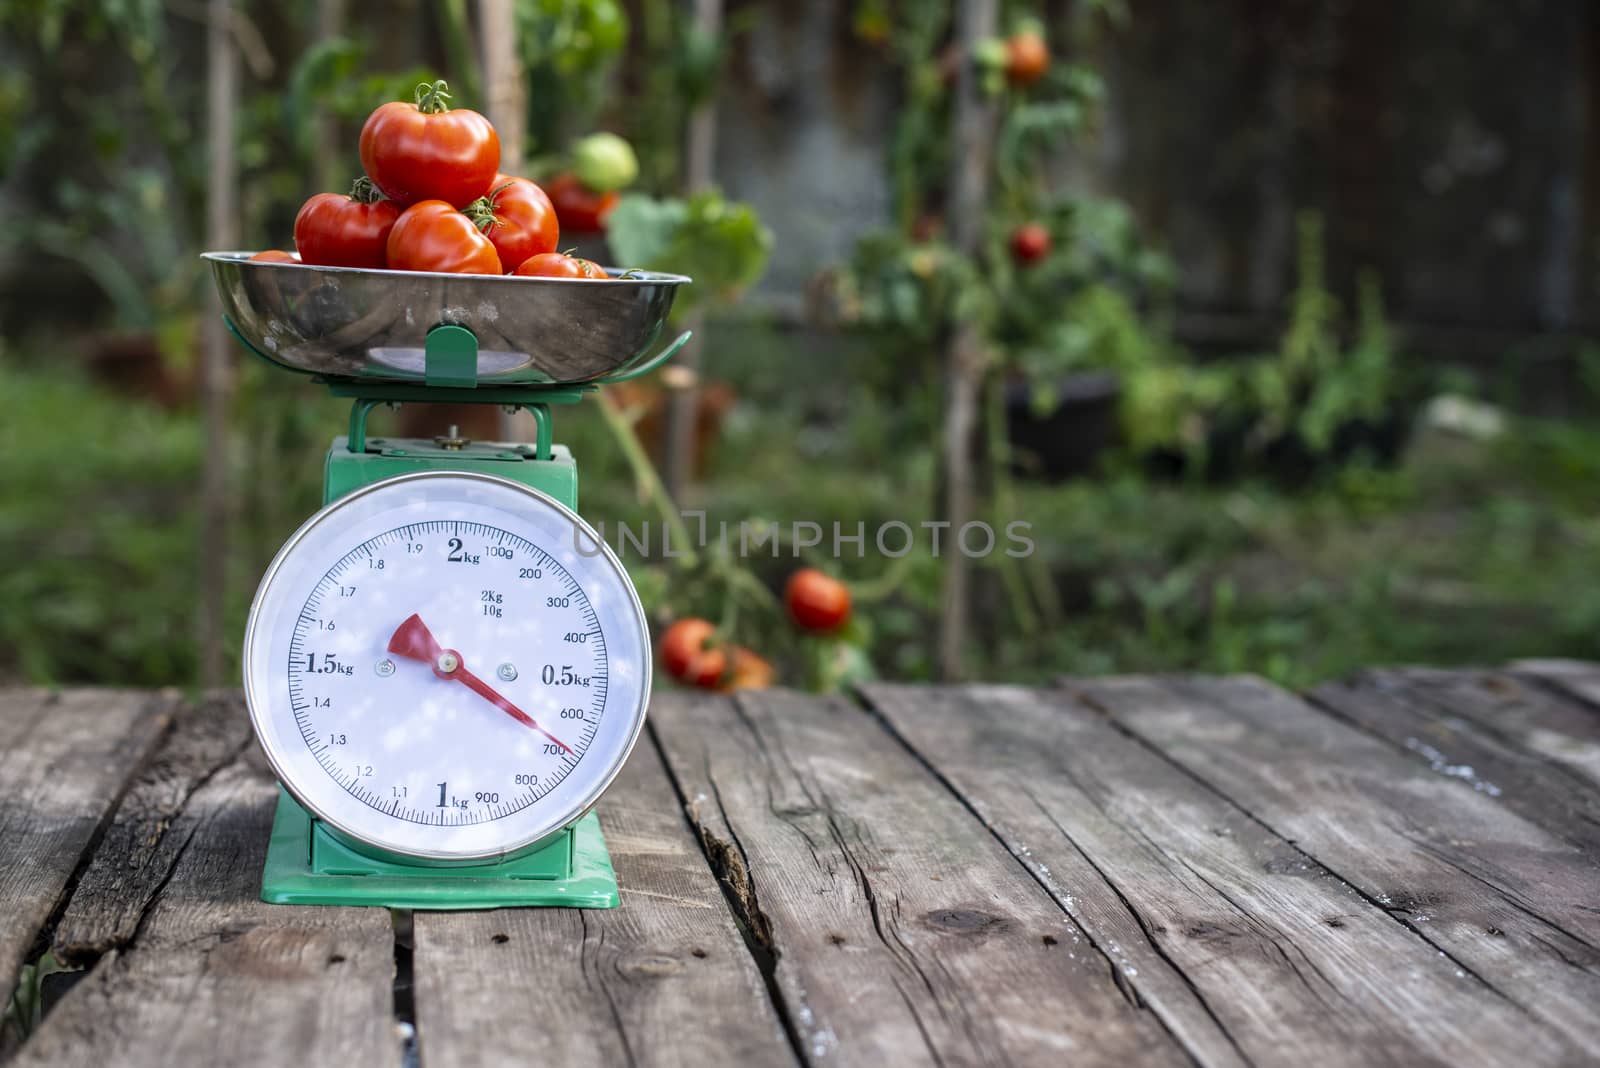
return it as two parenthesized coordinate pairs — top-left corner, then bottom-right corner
(261, 789), (620, 909)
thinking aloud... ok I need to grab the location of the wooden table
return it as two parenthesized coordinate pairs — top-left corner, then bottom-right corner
(3, 664), (1599, 1067)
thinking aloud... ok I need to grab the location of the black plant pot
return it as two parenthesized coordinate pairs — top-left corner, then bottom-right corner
(1145, 405), (1414, 484)
(1004, 371), (1122, 482)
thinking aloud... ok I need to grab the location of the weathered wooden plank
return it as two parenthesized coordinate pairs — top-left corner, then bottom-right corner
(1076, 674), (1600, 1060)
(411, 740), (797, 1068)
(0, 689), (173, 1013)
(1311, 670), (1600, 854)
(52, 693), (253, 964)
(650, 689), (1192, 1068)
(864, 682), (1578, 1068)
(13, 748), (399, 1068)
(1511, 659), (1600, 713)
(1413, 667), (1600, 777)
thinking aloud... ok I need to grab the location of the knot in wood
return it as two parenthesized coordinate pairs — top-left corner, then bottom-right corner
(625, 954), (686, 977)
(923, 908), (1007, 934)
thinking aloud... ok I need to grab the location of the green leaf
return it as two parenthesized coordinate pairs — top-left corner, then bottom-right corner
(605, 194), (689, 267)
(607, 191), (772, 313)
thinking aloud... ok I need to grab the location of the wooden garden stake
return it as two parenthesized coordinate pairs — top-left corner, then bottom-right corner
(199, 0), (238, 688)
(662, 0), (723, 501)
(479, 0), (531, 443)
(938, 0), (999, 680)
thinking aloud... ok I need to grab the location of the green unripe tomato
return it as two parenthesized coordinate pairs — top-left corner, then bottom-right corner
(572, 132), (639, 193)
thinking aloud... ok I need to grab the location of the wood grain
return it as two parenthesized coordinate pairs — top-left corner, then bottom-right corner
(1077, 674), (1600, 1060)
(0, 689), (172, 1011)
(649, 689), (1192, 1068)
(1512, 659), (1600, 713)
(1311, 669), (1600, 854)
(52, 693), (254, 964)
(865, 682), (1579, 1068)
(14, 750), (399, 1068)
(411, 740), (796, 1068)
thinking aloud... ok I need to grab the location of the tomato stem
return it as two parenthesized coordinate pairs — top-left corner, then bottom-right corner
(348, 175), (386, 204)
(463, 196), (499, 233)
(413, 79), (453, 114)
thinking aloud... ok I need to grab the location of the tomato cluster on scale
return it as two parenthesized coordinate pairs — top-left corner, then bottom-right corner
(255, 80), (609, 279)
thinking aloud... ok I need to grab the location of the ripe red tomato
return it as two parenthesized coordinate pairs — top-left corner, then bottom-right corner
(660, 619), (726, 688)
(1005, 31), (1050, 86)
(249, 250), (299, 263)
(468, 175), (559, 271)
(512, 252), (606, 279)
(1011, 223), (1052, 266)
(359, 80), (500, 209)
(720, 647), (775, 692)
(386, 201), (502, 274)
(784, 569), (852, 633)
(293, 179), (400, 269)
(545, 172), (619, 234)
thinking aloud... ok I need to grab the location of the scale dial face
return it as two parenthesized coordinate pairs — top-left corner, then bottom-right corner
(243, 471), (650, 862)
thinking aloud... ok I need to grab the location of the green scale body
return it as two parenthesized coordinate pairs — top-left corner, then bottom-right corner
(249, 324), (694, 910)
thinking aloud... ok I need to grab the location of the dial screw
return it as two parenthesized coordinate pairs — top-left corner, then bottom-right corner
(375, 658), (396, 677)
(497, 663), (518, 682)
(437, 652), (460, 674)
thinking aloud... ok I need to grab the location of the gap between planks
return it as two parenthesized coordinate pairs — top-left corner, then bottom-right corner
(862, 680), (1594, 1068)
(1061, 673), (1600, 1063)
(648, 688), (1202, 1068)
(0, 689), (178, 1037)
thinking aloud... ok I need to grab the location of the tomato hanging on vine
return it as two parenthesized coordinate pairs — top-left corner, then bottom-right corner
(785, 569), (853, 633)
(1010, 223), (1052, 266)
(1005, 29), (1051, 87)
(659, 618), (726, 688)
(545, 172), (620, 234)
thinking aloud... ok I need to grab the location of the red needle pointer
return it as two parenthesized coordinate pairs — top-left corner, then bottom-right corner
(387, 613), (572, 754)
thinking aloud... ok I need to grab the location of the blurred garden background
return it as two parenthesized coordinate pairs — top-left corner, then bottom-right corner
(3, 0), (1599, 692)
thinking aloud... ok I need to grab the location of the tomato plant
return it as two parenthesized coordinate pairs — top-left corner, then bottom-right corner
(785, 569), (853, 633)
(659, 618), (725, 687)
(467, 175), (559, 272)
(386, 201), (501, 274)
(545, 172), (619, 234)
(512, 251), (605, 278)
(359, 80), (500, 208)
(293, 177), (400, 269)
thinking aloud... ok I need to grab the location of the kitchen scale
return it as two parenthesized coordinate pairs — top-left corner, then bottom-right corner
(204, 251), (691, 909)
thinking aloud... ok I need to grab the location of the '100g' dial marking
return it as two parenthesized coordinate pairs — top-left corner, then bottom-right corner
(284, 520), (608, 827)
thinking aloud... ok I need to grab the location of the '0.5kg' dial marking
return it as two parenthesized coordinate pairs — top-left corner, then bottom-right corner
(285, 520), (608, 828)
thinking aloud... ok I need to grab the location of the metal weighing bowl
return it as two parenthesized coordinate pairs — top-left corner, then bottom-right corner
(203, 252), (691, 385)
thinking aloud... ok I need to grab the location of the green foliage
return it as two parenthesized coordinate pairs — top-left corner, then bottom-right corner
(840, 0), (1175, 421)
(606, 191), (772, 312)
(3, 952), (73, 1042)
(0, 365), (201, 684)
(2, 2), (210, 335)
(517, 0), (628, 154)
(836, 234), (987, 346)
(1123, 213), (1403, 471)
